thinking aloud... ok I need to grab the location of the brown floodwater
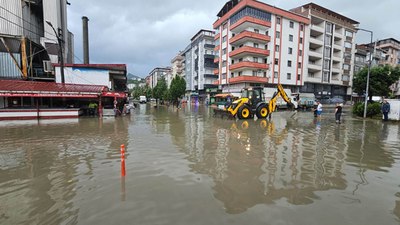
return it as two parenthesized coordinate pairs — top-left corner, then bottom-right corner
(1, 104), (400, 225)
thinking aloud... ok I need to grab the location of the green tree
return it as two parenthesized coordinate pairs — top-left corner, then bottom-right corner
(353, 65), (400, 100)
(169, 76), (187, 102)
(152, 77), (167, 103)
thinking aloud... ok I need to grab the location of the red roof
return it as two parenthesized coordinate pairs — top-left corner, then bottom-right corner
(0, 80), (107, 98)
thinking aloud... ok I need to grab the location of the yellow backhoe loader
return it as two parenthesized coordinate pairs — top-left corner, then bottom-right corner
(224, 84), (292, 119)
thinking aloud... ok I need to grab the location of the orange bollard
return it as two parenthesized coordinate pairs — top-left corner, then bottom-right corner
(120, 144), (126, 177)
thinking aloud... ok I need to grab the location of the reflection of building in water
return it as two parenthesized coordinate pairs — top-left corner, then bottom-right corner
(395, 192), (400, 220)
(0, 118), (130, 224)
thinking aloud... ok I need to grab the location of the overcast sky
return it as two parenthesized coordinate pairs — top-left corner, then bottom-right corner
(67, 0), (400, 77)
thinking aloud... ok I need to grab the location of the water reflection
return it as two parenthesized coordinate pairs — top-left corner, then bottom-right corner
(0, 117), (129, 224)
(166, 108), (399, 215)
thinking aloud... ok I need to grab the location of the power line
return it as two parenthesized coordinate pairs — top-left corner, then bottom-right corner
(0, 15), (58, 42)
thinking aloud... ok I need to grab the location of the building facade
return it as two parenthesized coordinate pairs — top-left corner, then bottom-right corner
(0, 0), (73, 80)
(291, 3), (359, 99)
(148, 67), (171, 89)
(213, 0), (309, 97)
(169, 53), (185, 87)
(183, 29), (218, 101)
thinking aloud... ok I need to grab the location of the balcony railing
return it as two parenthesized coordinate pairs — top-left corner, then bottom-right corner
(230, 30), (270, 45)
(229, 46), (270, 58)
(229, 61), (269, 71)
(228, 76), (268, 84)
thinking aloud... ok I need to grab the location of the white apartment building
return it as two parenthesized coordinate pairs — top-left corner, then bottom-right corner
(169, 53), (185, 87)
(291, 3), (359, 99)
(183, 29), (218, 101)
(148, 67), (171, 89)
(213, 0), (310, 97)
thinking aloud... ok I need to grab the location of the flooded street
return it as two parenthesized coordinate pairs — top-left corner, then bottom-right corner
(1, 104), (400, 225)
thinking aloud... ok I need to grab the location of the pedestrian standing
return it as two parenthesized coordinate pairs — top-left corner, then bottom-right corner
(381, 100), (390, 121)
(335, 103), (343, 124)
(316, 101), (323, 119)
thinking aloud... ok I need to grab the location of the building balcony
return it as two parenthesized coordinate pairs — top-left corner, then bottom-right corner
(310, 24), (324, 34)
(204, 74), (217, 78)
(214, 69), (219, 75)
(332, 66), (341, 74)
(229, 46), (270, 58)
(310, 37), (324, 47)
(230, 31), (271, 45)
(214, 45), (220, 52)
(230, 16), (271, 33)
(214, 33), (220, 41)
(214, 57), (219, 63)
(204, 44), (215, 49)
(309, 49), (322, 58)
(308, 63), (322, 71)
(229, 61), (269, 71)
(228, 76), (268, 84)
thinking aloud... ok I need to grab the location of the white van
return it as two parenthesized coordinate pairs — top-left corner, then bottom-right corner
(139, 96), (147, 104)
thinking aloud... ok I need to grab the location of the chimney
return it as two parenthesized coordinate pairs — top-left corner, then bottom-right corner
(82, 16), (89, 64)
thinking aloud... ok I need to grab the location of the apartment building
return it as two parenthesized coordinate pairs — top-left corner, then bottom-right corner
(0, 0), (73, 80)
(291, 3), (359, 99)
(169, 53), (185, 87)
(213, 0), (309, 96)
(148, 67), (171, 89)
(354, 44), (386, 74)
(183, 29), (218, 101)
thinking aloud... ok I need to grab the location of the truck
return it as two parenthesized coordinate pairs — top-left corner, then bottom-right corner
(292, 93), (315, 110)
(139, 96), (147, 104)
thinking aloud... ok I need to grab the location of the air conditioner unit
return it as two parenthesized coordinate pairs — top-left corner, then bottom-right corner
(43, 60), (53, 73)
(43, 60), (53, 72)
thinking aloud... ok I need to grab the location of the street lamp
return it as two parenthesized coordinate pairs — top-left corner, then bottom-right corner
(356, 28), (373, 118)
(46, 21), (65, 84)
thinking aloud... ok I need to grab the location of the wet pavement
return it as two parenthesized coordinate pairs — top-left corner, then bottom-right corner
(1, 104), (400, 225)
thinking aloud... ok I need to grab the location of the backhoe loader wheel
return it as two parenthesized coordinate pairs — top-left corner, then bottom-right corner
(238, 105), (251, 119)
(256, 106), (269, 119)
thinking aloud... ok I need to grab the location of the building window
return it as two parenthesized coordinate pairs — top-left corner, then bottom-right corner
(298, 62), (302, 68)
(275, 45), (280, 52)
(253, 57), (258, 62)
(288, 47), (293, 54)
(265, 44), (268, 49)
(222, 73), (227, 79)
(239, 58), (243, 62)
(325, 34), (332, 46)
(343, 64), (350, 70)
(326, 23), (333, 33)
(345, 30), (353, 37)
(324, 47), (331, 58)
(238, 71), (242, 76)
(264, 72), (267, 77)
(253, 70), (258, 76)
(274, 71), (278, 78)
(231, 46), (235, 51)
(276, 31), (280, 39)
(309, 72), (314, 78)
(288, 60), (292, 67)
(289, 34), (293, 42)
(275, 58), (279, 64)
(222, 60), (227, 67)
(300, 24), (304, 31)
(287, 73), (291, 80)
(222, 48), (226, 55)
(254, 29), (259, 33)
(231, 59), (234, 64)
(222, 36), (227, 43)
(231, 72), (234, 78)
(323, 59), (330, 70)
(323, 71), (329, 82)
(277, 17), (281, 24)
(290, 21), (294, 28)
(297, 74), (301, 80)
(253, 43), (259, 48)
(264, 58), (268, 63)
(299, 50), (303, 56)
(300, 37), (303, 44)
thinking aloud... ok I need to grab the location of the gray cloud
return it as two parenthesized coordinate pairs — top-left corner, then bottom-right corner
(67, 0), (400, 76)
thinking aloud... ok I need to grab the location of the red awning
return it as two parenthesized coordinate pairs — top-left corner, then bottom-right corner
(101, 91), (127, 98)
(0, 80), (107, 98)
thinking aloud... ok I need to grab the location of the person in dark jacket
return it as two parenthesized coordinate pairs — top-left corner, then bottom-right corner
(381, 100), (390, 121)
(335, 103), (343, 124)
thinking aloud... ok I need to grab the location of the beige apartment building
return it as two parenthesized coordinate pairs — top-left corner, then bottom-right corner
(291, 3), (359, 100)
